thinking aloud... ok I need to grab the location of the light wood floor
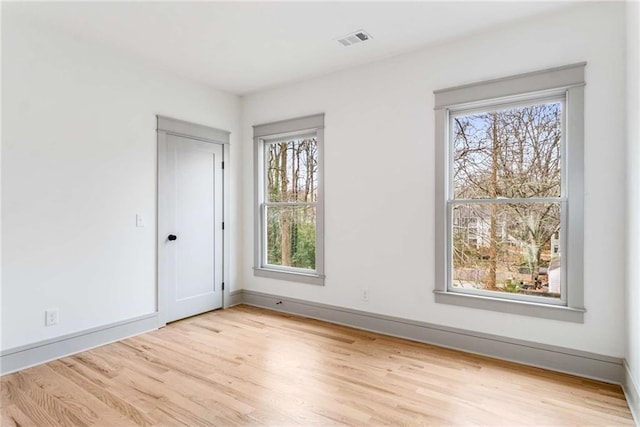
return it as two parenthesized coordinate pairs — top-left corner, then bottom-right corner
(1, 305), (633, 426)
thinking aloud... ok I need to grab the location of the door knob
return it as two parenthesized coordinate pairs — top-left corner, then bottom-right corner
(168, 234), (177, 241)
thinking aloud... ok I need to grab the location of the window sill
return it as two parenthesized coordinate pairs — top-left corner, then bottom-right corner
(433, 290), (585, 323)
(254, 267), (325, 286)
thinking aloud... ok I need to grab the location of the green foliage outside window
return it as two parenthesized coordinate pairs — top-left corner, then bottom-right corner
(265, 138), (317, 270)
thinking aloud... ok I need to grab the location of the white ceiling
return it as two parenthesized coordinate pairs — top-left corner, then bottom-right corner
(7, 1), (578, 95)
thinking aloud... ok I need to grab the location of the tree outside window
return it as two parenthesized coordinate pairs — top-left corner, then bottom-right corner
(450, 101), (563, 299)
(264, 138), (318, 270)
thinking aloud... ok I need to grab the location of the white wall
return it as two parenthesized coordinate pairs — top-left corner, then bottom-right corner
(1, 11), (241, 350)
(241, 2), (627, 357)
(625, 0), (640, 405)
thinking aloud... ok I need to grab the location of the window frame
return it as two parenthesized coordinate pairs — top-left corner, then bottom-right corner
(448, 95), (567, 306)
(253, 113), (325, 285)
(433, 63), (586, 323)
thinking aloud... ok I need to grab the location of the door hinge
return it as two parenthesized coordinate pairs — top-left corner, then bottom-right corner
(222, 222), (225, 230)
(222, 282), (225, 291)
(222, 161), (225, 169)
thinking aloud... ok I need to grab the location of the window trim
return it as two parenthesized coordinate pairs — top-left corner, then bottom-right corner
(434, 63), (585, 323)
(253, 113), (325, 285)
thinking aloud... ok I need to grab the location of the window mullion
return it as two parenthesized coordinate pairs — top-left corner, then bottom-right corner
(264, 201), (317, 207)
(450, 197), (565, 205)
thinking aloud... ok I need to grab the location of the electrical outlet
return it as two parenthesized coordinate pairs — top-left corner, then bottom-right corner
(362, 289), (369, 302)
(136, 214), (144, 228)
(45, 309), (59, 326)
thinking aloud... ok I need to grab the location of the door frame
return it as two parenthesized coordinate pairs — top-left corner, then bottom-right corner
(156, 115), (230, 327)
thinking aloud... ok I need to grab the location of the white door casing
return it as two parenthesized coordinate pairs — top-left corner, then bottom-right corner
(157, 116), (230, 325)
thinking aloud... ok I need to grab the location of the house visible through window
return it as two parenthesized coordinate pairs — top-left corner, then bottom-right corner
(434, 63), (586, 322)
(253, 114), (325, 285)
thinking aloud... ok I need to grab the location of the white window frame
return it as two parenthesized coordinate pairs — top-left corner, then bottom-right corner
(253, 113), (325, 285)
(433, 63), (586, 322)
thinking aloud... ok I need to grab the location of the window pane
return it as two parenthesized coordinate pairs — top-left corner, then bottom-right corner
(266, 205), (316, 270)
(451, 202), (561, 299)
(266, 138), (318, 203)
(453, 102), (562, 199)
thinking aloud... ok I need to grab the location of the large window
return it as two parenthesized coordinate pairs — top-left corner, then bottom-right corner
(434, 64), (585, 322)
(253, 114), (325, 285)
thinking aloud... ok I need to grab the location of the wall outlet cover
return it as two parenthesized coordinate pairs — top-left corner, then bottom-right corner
(45, 309), (59, 326)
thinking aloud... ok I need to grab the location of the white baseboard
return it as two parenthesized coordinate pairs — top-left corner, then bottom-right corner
(227, 289), (244, 307)
(240, 289), (624, 384)
(0, 313), (159, 375)
(623, 361), (640, 425)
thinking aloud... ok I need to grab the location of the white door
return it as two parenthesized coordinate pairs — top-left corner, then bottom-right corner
(161, 134), (224, 322)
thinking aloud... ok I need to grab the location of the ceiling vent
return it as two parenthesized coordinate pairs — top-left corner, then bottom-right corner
(337, 30), (373, 47)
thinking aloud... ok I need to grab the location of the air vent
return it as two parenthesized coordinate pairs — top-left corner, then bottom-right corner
(337, 30), (373, 47)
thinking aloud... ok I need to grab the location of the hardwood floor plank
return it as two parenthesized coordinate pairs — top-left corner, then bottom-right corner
(3, 374), (63, 426)
(47, 360), (154, 426)
(17, 365), (133, 426)
(1, 304), (634, 426)
(1, 403), (39, 427)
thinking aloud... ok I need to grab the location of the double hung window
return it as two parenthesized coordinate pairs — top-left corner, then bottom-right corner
(253, 114), (325, 285)
(434, 64), (585, 322)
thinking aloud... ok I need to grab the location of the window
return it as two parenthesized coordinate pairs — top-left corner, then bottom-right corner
(253, 114), (325, 285)
(434, 64), (585, 322)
